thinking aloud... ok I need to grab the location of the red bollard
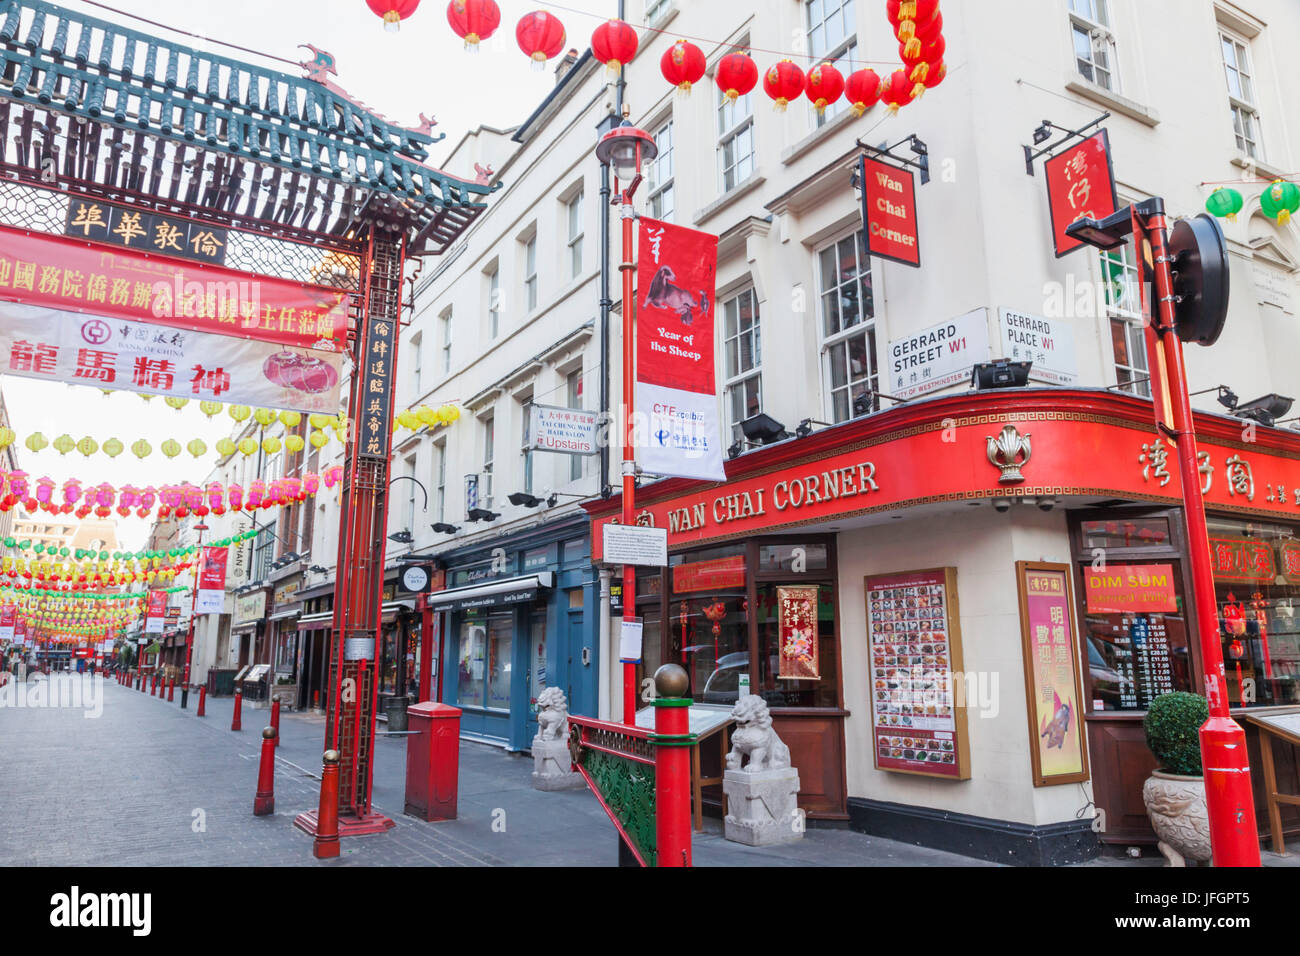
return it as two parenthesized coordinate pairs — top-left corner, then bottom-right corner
(151, 675), (158, 696)
(253, 727), (277, 816)
(271, 697), (281, 748)
(167, 679), (175, 702)
(313, 750), (341, 859)
(197, 685), (206, 717)
(313, 690), (320, 710)
(231, 690), (243, 731)
(652, 665), (694, 867)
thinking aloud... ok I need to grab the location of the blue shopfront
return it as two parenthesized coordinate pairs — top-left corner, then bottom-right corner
(428, 515), (597, 751)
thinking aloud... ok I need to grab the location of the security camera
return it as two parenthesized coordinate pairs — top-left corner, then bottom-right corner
(1037, 497), (1057, 513)
(993, 499), (1012, 513)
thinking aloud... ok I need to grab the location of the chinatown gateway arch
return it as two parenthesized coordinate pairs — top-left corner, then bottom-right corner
(0, 0), (495, 835)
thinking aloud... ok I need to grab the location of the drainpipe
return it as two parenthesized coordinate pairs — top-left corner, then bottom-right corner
(597, 566), (611, 721)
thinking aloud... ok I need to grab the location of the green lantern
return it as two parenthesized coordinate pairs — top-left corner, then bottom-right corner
(1260, 179), (1300, 226)
(1205, 187), (1243, 221)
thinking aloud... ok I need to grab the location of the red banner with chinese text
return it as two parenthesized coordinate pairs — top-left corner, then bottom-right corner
(1044, 130), (1119, 258)
(0, 226), (348, 351)
(0, 302), (341, 412)
(777, 585), (820, 680)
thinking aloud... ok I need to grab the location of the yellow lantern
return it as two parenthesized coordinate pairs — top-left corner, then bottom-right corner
(285, 435), (305, 454)
(76, 436), (98, 457)
(53, 433), (75, 455)
(0, 426), (14, 449)
(445, 405), (461, 423)
(279, 410), (302, 428)
(262, 437), (282, 455)
(139, 393), (156, 402)
(216, 438), (237, 458)
(131, 439), (152, 459)
(228, 405), (252, 423)
(253, 408), (276, 427)
(199, 401), (223, 418)
(186, 439), (208, 459)
(309, 430), (329, 449)
(309, 413), (332, 430)
(102, 437), (124, 459)
(238, 437), (258, 457)
(164, 397), (189, 411)
(25, 432), (48, 454)
(416, 405), (437, 427)
(160, 439), (182, 459)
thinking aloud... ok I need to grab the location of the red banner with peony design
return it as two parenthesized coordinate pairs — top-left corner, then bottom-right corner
(777, 585), (820, 680)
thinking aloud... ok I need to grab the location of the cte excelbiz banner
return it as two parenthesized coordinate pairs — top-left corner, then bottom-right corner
(195, 547), (229, 616)
(145, 589), (167, 635)
(635, 218), (725, 482)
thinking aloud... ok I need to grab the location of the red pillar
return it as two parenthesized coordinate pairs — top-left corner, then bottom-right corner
(253, 727), (277, 816)
(196, 685), (206, 717)
(313, 750), (341, 859)
(232, 690), (243, 731)
(167, 678), (175, 702)
(651, 665), (693, 867)
(1144, 208), (1260, 867)
(271, 697), (281, 748)
(619, 193), (638, 726)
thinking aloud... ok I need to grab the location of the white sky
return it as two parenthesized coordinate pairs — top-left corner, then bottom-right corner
(1, 0), (617, 550)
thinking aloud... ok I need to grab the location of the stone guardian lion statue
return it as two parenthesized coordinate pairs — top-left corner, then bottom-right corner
(725, 696), (792, 773)
(535, 686), (570, 742)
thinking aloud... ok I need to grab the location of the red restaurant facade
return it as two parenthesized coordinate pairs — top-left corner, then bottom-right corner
(587, 386), (1300, 864)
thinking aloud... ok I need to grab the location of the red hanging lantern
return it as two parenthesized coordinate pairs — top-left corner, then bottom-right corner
(591, 18), (638, 75)
(446, 0), (500, 50)
(715, 51), (758, 103)
(844, 68), (882, 117)
(805, 62), (845, 114)
(914, 10), (944, 44)
(880, 68), (916, 112)
(367, 0), (421, 33)
(516, 11), (566, 68)
(762, 59), (805, 112)
(660, 39), (706, 95)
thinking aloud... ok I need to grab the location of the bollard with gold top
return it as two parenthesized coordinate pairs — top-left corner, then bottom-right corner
(651, 664), (696, 868)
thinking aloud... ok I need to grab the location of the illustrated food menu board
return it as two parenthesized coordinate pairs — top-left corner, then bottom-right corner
(866, 567), (970, 780)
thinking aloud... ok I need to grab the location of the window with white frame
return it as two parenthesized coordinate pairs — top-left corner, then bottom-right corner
(1100, 239), (1150, 397)
(440, 307), (453, 374)
(434, 440), (446, 523)
(409, 331), (422, 395)
(818, 230), (877, 422)
(1220, 29), (1263, 160)
(566, 190), (584, 278)
(806, 0), (858, 126)
(1068, 0), (1118, 91)
(644, 0), (671, 24)
(647, 118), (675, 221)
(717, 73), (755, 193)
(485, 265), (500, 340)
(481, 415), (495, 511)
(523, 234), (538, 312)
(722, 288), (762, 443)
(402, 455), (417, 532)
(567, 368), (584, 481)
(519, 397), (534, 496)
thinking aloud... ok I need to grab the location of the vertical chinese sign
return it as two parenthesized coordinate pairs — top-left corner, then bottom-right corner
(1044, 129), (1119, 257)
(776, 586), (820, 680)
(1016, 562), (1089, 786)
(144, 589), (167, 635)
(358, 310), (397, 462)
(635, 218), (725, 482)
(195, 546), (229, 615)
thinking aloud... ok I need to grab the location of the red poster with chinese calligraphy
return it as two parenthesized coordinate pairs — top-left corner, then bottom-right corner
(1209, 535), (1276, 583)
(0, 226), (348, 350)
(1083, 563), (1178, 614)
(635, 217), (725, 482)
(671, 555), (745, 593)
(860, 154), (920, 267)
(777, 586), (820, 680)
(1044, 130), (1119, 257)
(1017, 564), (1088, 787)
(0, 302), (342, 412)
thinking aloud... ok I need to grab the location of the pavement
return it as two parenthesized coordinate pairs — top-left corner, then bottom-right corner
(0, 672), (997, 867)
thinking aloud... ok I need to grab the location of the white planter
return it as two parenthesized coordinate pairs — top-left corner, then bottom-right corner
(1142, 770), (1212, 866)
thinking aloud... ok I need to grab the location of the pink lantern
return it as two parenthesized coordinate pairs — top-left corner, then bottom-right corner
(248, 481), (265, 509)
(303, 473), (321, 495)
(7, 471), (27, 500)
(183, 485), (203, 511)
(206, 482), (224, 511)
(228, 484), (244, 511)
(61, 479), (83, 507)
(35, 476), (54, 506)
(94, 483), (114, 508)
(139, 486), (157, 510)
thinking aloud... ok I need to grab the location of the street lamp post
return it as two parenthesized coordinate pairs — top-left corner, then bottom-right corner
(180, 522), (208, 710)
(596, 107), (657, 726)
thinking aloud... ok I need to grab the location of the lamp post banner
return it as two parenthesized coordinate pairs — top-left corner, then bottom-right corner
(634, 217), (725, 482)
(145, 589), (167, 635)
(0, 301), (342, 413)
(195, 546), (229, 616)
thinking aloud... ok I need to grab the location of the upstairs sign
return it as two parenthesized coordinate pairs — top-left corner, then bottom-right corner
(859, 154), (920, 268)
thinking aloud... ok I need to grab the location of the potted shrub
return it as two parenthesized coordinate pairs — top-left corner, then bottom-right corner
(1142, 691), (1212, 866)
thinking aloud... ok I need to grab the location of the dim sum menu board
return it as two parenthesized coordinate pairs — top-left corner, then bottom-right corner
(866, 567), (970, 780)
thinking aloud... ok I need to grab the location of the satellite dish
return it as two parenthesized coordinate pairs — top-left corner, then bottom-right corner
(1169, 213), (1230, 346)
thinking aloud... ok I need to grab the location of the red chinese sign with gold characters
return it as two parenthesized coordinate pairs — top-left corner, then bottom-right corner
(859, 154), (920, 268)
(1083, 563), (1179, 614)
(0, 226), (348, 351)
(1044, 130), (1119, 257)
(776, 586), (820, 680)
(671, 555), (745, 593)
(1209, 535), (1275, 583)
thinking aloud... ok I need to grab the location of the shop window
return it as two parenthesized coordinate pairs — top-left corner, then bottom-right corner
(528, 609), (547, 712)
(669, 547), (748, 701)
(1208, 519), (1300, 707)
(380, 625), (398, 696)
(818, 230), (877, 421)
(806, 0), (858, 126)
(1068, 0), (1119, 91)
(457, 611), (513, 711)
(1080, 517), (1171, 551)
(758, 543), (829, 573)
(756, 583), (839, 708)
